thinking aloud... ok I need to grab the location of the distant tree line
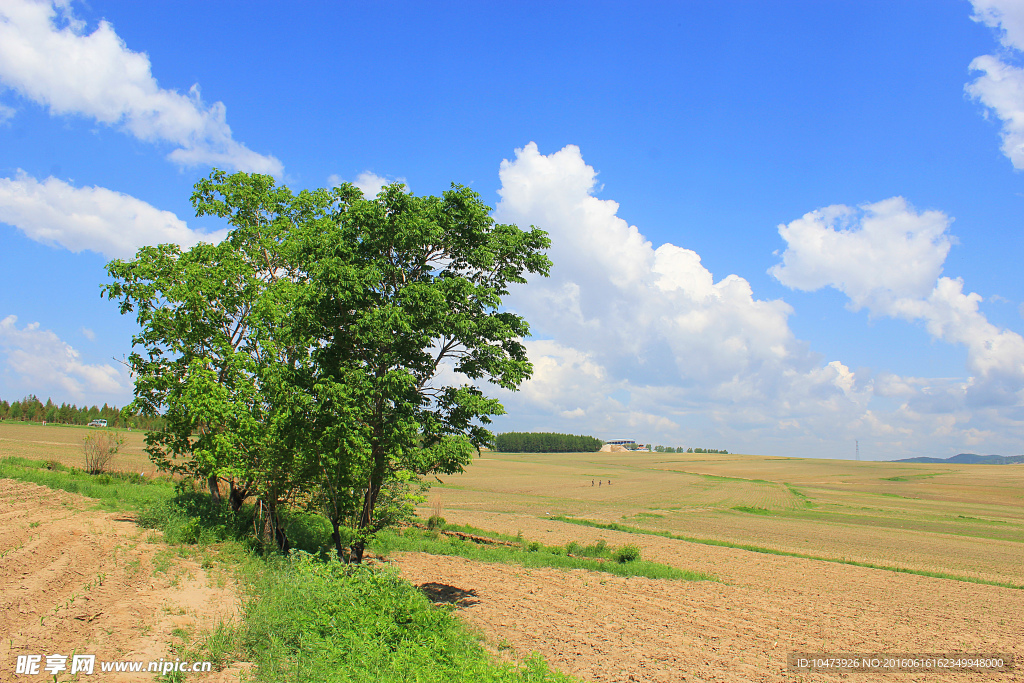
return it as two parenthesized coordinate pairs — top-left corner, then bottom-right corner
(0, 394), (166, 430)
(653, 445), (728, 454)
(494, 432), (603, 453)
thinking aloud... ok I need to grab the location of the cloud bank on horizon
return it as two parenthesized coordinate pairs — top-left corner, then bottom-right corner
(0, 315), (125, 400)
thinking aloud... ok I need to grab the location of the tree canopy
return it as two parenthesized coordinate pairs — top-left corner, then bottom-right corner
(104, 170), (550, 559)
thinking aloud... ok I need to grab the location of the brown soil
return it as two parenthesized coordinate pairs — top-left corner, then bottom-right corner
(392, 511), (1023, 683)
(0, 479), (242, 681)
(3, 472), (1020, 683)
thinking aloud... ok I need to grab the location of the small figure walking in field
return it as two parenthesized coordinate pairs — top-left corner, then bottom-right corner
(608, 480), (611, 485)
(599, 480), (602, 487)
(591, 480), (594, 486)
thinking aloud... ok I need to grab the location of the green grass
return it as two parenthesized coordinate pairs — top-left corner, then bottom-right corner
(880, 472), (948, 482)
(370, 528), (712, 581)
(237, 552), (575, 683)
(784, 483), (816, 508)
(550, 516), (1024, 590)
(0, 455), (175, 511)
(730, 506), (771, 515)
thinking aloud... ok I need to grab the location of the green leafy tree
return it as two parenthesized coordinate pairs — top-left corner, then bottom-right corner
(105, 171), (549, 560)
(297, 181), (550, 561)
(103, 170), (330, 550)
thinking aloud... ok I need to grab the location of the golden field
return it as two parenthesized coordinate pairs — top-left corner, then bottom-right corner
(0, 421), (155, 474)
(428, 450), (1024, 586)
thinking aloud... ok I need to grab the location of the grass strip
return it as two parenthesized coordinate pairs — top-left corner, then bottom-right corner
(0, 455), (174, 511)
(551, 516), (1024, 590)
(372, 528), (712, 581)
(232, 552), (576, 683)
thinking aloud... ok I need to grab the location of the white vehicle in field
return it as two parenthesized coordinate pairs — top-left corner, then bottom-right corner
(88, 419), (107, 427)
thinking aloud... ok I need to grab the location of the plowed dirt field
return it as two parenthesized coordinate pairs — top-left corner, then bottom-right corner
(392, 510), (1023, 683)
(0, 479), (240, 681)
(3, 474), (1021, 682)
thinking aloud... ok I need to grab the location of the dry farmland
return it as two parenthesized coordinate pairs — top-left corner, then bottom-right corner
(3, 422), (1022, 682)
(396, 450), (1024, 682)
(422, 450), (1024, 585)
(0, 421), (155, 474)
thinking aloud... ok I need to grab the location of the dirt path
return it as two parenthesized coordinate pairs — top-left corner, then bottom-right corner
(392, 511), (1023, 683)
(0, 479), (241, 681)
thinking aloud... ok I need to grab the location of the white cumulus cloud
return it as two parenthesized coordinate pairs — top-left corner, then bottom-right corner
(0, 315), (126, 399)
(971, 0), (1024, 51)
(0, 170), (228, 259)
(967, 0), (1024, 169)
(329, 171), (409, 197)
(489, 143), (1024, 456)
(769, 197), (953, 310)
(771, 198), (1024, 409)
(0, 0), (281, 174)
(492, 143), (865, 449)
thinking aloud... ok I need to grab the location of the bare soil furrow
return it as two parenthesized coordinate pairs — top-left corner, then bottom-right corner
(0, 479), (241, 681)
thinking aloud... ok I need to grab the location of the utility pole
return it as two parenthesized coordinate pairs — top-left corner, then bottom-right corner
(856, 439), (859, 461)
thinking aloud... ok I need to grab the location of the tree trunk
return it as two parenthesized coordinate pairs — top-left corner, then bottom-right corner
(228, 479), (249, 511)
(350, 447), (387, 563)
(260, 497), (290, 553)
(330, 517), (346, 561)
(207, 475), (222, 504)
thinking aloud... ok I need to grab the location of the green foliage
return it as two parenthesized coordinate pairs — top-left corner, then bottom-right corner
(296, 180), (551, 560)
(426, 515), (447, 530)
(103, 171), (313, 550)
(103, 169), (551, 560)
(613, 544), (641, 563)
(240, 553), (574, 682)
(493, 432), (603, 453)
(0, 395), (162, 429)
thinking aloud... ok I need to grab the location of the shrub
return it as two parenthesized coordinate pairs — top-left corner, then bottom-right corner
(614, 544), (641, 563)
(82, 431), (124, 474)
(426, 515), (446, 530)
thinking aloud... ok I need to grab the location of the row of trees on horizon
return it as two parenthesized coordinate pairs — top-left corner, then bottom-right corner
(0, 395), (167, 430)
(493, 432), (603, 453)
(652, 446), (729, 454)
(489, 433), (730, 454)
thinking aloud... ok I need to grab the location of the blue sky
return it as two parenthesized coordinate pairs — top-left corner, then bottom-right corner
(2, 0), (1024, 459)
